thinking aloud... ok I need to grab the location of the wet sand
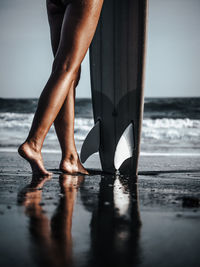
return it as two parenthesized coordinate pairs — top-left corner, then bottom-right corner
(0, 151), (200, 267)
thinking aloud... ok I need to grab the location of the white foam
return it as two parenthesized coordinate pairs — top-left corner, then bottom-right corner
(1, 113), (200, 148)
(140, 152), (200, 157)
(0, 147), (199, 157)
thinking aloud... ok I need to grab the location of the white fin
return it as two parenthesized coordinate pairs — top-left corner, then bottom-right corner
(114, 123), (134, 170)
(80, 120), (100, 163)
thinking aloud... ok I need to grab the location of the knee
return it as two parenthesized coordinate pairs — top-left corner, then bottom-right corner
(52, 59), (80, 83)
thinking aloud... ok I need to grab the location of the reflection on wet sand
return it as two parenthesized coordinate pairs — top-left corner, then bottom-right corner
(81, 175), (141, 267)
(18, 174), (141, 267)
(18, 174), (84, 267)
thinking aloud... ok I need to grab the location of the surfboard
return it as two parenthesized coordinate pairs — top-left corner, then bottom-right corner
(81, 0), (148, 175)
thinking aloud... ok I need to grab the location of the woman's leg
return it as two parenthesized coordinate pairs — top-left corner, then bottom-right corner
(47, 1), (88, 174)
(18, 0), (104, 176)
(54, 77), (90, 174)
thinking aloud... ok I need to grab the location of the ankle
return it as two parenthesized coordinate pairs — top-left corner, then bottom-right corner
(62, 152), (79, 163)
(24, 139), (41, 153)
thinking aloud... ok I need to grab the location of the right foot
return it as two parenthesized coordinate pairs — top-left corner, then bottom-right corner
(18, 142), (52, 176)
(60, 153), (89, 175)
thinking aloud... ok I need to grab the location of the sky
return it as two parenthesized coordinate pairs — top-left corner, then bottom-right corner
(0, 0), (200, 98)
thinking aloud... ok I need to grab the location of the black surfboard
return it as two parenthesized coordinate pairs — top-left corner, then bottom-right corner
(81, 0), (148, 175)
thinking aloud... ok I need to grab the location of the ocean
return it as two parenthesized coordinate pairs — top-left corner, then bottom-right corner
(0, 98), (200, 156)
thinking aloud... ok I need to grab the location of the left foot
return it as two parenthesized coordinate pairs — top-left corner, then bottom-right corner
(60, 153), (89, 175)
(18, 142), (52, 176)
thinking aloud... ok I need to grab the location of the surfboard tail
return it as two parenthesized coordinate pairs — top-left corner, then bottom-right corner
(80, 121), (137, 174)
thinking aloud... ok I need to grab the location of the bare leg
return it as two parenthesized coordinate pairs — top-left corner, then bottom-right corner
(54, 78), (89, 174)
(18, 0), (104, 176)
(47, 1), (88, 174)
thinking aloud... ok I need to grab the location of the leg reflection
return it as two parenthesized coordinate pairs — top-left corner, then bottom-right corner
(18, 175), (53, 266)
(51, 174), (84, 266)
(18, 174), (84, 267)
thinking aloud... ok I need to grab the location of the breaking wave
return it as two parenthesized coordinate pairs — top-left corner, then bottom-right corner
(0, 112), (200, 150)
(0, 97), (199, 152)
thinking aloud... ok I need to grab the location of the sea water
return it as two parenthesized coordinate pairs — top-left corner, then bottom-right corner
(0, 98), (200, 156)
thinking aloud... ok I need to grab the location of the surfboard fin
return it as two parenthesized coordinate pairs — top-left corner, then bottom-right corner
(80, 120), (100, 163)
(114, 123), (135, 170)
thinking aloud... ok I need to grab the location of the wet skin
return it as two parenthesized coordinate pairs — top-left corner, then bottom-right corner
(18, 0), (104, 176)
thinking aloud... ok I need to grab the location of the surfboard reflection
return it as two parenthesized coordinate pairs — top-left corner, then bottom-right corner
(17, 174), (141, 267)
(80, 174), (141, 267)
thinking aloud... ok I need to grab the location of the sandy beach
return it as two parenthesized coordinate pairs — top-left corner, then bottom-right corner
(0, 151), (200, 267)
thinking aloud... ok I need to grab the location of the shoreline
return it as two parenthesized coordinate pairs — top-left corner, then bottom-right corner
(0, 147), (200, 157)
(0, 151), (199, 175)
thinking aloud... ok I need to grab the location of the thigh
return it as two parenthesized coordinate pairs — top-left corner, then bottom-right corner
(52, 0), (104, 73)
(46, 0), (67, 55)
(46, 0), (66, 15)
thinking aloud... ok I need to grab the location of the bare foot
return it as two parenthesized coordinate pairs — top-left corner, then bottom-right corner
(18, 142), (52, 176)
(60, 153), (89, 175)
